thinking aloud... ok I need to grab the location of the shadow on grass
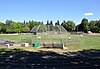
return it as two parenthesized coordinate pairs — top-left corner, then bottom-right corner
(0, 48), (100, 69)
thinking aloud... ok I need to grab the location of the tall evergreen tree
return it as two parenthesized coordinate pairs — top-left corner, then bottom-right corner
(55, 20), (60, 25)
(46, 20), (49, 25)
(50, 20), (53, 25)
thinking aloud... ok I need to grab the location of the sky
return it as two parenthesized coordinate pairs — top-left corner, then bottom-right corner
(0, 0), (100, 25)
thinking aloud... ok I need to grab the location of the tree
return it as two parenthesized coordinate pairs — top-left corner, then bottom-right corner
(0, 22), (5, 33)
(26, 20), (42, 30)
(7, 21), (21, 33)
(89, 21), (96, 33)
(5, 20), (12, 33)
(95, 20), (100, 33)
(0, 22), (3, 32)
(24, 20), (26, 24)
(50, 20), (53, 25)
(80, 18), (89, 33)
(6, 20), (13, 26)
(16, 22), (21, 33)
(61, 20), (76, 31)
(55, 20), (60, 25)
(21, 25), (30, 33)
(41, 21), (43, 24)
(63, 20), (66, 24)
(46, 20), (49, 25)
(5, 20), (22, 33)
(61, 20), (66, 26)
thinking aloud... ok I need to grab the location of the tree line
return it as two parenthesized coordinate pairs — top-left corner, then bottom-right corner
(0, 18), (100, 33)
(0, 20), (42, 33)
(77, 18), (100, 33)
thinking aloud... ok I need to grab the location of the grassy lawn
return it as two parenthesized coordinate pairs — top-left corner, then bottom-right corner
(66, 35), (100, 51)
(0, 33), (100, 53)
(81, 35), (100, 49)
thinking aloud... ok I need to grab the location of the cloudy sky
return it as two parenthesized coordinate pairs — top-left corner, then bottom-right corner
(0, 0), (100, 24)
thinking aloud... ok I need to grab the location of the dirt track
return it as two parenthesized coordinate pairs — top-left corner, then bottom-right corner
(86, 33), (100, 36)
(0, 33), (19, 36)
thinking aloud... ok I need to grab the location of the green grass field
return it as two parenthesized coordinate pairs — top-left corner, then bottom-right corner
(0, 33), (100, 52)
